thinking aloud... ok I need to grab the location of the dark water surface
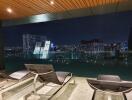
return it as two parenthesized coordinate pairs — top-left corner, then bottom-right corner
(5, 57), (132, 81)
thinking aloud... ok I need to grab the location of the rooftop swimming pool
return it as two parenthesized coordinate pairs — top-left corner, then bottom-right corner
(5, 53), (132, 81)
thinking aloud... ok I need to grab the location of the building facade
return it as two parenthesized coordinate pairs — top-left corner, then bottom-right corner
(23, 34), (47, 57)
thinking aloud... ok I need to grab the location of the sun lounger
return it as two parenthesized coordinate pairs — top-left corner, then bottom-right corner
(87, 75), (132, 91)
(0, 70), (33, 90)
(0, 70), (38, 100)
(25, 64), (72, 96)
(87, 75), (132, 100)
(25, 64), (72, 85)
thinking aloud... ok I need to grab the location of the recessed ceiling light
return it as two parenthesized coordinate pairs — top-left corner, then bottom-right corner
(6, 8), (12, 13)
(50, 1), (54, 5)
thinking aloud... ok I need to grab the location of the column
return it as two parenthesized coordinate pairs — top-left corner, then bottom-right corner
(0, 21), (5, 70)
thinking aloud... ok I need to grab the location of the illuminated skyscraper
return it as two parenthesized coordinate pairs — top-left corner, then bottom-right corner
(23, 34), (46, 56)
(40, 41), (51, 59)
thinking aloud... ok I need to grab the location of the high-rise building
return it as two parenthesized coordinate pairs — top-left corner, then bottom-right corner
(80, 39), (104, 55)
(23, 34), (46, 56)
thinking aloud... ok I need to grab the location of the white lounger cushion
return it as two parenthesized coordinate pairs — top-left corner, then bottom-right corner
(9, 70), (30, 80)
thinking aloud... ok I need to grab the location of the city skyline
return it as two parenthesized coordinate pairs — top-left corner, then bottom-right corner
(1, 11), (132, 47)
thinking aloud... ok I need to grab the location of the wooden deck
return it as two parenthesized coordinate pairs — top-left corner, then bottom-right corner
(1, 76), (132, 100)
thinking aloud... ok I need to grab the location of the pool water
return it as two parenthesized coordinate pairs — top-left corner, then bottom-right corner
(5, 56), (132, 81)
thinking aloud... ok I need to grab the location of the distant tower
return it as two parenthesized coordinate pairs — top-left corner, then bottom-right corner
(128, 28), (132, 50)
(23, 34), (46, 56)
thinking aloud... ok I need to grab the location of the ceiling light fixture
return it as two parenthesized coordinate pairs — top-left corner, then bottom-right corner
(6, 8), (12, 13)
(50, 1), (54, 5)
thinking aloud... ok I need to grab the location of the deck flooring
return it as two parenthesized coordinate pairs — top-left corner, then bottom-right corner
(51, 77), (94, 100)
(1, 76), (132, 100)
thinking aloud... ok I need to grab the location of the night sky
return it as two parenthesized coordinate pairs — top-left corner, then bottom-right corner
(1, 11), (132, 47)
